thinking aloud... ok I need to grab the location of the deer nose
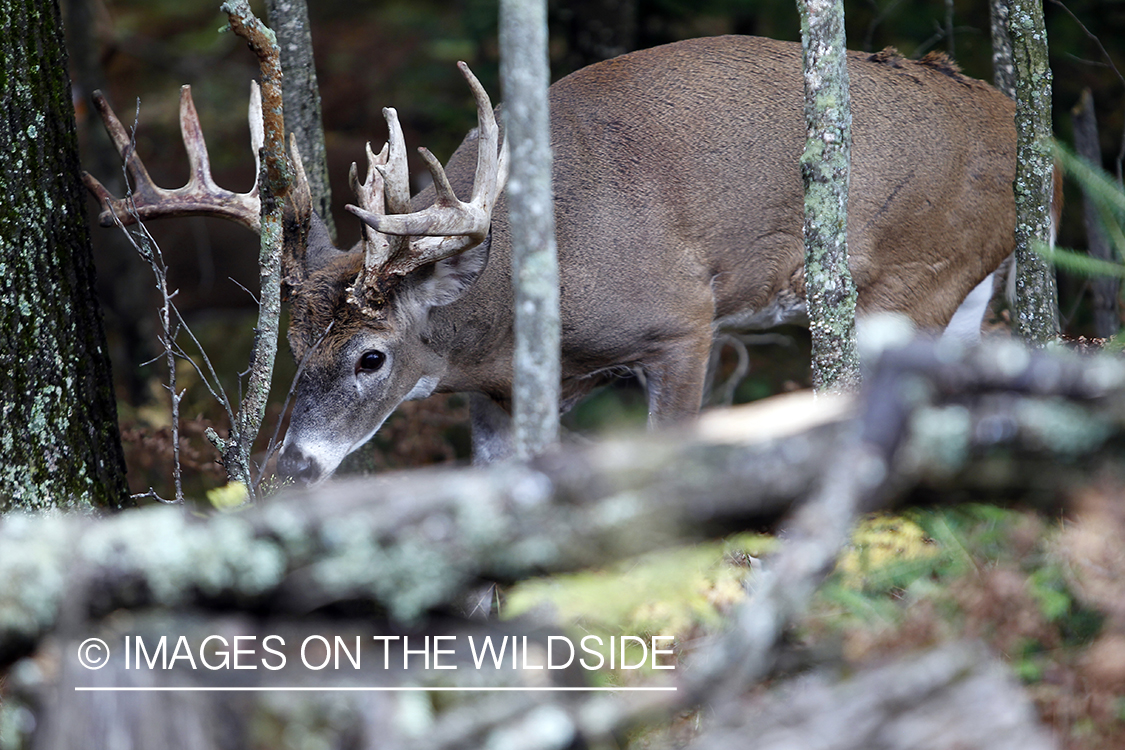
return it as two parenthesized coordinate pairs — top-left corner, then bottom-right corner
(278, 447), (322, 484)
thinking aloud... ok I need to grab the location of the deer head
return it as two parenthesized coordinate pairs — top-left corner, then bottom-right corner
(84, 63), (507, 484)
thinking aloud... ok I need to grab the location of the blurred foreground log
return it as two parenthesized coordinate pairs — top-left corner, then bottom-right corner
(4, 334), (1122, 748)
(694, 641), (1056, 750)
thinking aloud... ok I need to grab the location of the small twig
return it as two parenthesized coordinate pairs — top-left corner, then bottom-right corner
(167, 341), (227, 411)
(171, 305), (236, 426)
(229, 276), (261, 306)
(863, 0), (907, 52)
(111, 101), (187, 504)
(912, 24), (979, 58)
(945, 0), (955, 58)
(705, 333), (797, 406)
(710, 334), (751, 407)
(129, 487), (175, 505)
(1062, 53), (1115, 69)
(138, 352), (164, 368)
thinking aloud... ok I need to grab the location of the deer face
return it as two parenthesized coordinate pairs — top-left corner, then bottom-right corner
(272, 62), (505, 483)
(276, 242), (489, 484)
(277, 320), (436, 484)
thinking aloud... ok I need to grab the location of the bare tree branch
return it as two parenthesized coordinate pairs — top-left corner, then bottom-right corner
(214, 1), (290, 497)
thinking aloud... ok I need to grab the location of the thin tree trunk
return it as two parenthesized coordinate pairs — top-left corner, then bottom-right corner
(990, 0), (1016, 97)
(1010, 0), (1059, 344)
(265, 0), (335, 242)
(0, 0), (129, 511)
(1072, 90), (1119, 338)
(212, 1), (288, 495)
(499, 0), (561, 457)
(797, 0), (860, 393)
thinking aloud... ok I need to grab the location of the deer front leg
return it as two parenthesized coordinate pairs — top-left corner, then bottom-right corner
(470, 393), (515, 464)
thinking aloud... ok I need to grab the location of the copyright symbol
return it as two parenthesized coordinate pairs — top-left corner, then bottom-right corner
(77, 638), (110, 669)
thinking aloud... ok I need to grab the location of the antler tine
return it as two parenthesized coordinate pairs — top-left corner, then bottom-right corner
(81, 90), (163, 226)
(458, 60), (508, 211)
(376, 107), (411, 215)
(288, 131), (311, 204)
(179, 84), (216, 191)
(344, 61), (508, 276)
(349, 141), (388, 215)
(349, 140), (398, 270)
(82, 85), (262, 233)
(249, 81), (264, 184)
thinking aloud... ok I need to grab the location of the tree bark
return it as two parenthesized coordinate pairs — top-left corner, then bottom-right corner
(0, 0), (129, 511)
(1010, 0), (1059, 344)
(797, 0), (860, 393)
(1072, 90), (1119, 338)
(989, 0), (1016, 98)
(63, 0), (160, 406)
(500, 0), (561, 458)
(265, 0), (335, 242)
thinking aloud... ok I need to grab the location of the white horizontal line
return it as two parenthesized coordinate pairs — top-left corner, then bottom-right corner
(74, 686), (678, 693)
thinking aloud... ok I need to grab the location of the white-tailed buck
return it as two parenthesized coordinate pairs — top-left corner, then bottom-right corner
(86, 36), (1023, 484)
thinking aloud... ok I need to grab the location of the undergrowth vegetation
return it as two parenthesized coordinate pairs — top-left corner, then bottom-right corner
(503, 498), (1125, 748)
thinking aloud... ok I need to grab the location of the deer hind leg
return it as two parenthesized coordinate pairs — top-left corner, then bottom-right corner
(641, 333), (713, 429)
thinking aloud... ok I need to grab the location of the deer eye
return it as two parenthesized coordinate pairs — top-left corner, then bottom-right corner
(357, 350), (386, 374)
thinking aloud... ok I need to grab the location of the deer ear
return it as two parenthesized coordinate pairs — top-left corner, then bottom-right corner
(305, 212), (344, 274)
(414, 234), (491, 308)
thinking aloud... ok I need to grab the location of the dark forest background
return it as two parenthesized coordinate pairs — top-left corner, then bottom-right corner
(63, 0), (1125, 498)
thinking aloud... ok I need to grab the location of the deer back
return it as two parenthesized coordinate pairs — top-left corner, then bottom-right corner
(422, 36), (1015, 401)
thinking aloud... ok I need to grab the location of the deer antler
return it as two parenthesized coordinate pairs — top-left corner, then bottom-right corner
(345, 61), (509, 280)
(348, 111), (410, 271)
(81, 84), (264, 232)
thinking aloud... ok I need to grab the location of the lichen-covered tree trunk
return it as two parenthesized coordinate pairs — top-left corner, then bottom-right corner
(0, 0), (129, 511)
(1009, 0), (1059, 344)
(500, 0), (560, 457)
(797, 0), (859, 393)
(265, 0), (335, 242)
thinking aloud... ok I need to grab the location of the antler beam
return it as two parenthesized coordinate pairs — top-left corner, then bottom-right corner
(345, 61), (509, 279)
(81, 85), (263, 232)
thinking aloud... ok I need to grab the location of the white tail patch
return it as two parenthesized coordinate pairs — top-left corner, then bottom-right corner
(942, 272), (996, 345)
